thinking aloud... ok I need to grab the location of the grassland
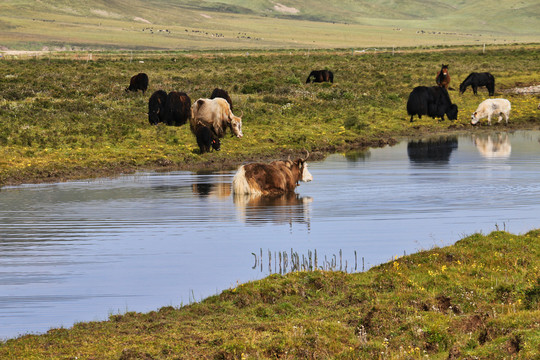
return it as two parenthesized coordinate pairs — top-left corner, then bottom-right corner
(0, 0), (539, 51)
(0, 229), (538, 359)
(1, 45), (539, 187)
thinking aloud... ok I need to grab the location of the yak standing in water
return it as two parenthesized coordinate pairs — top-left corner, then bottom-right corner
(459, 72), (495, 96)
(306, 70), (333, 83)
(125, 73), (149, 94)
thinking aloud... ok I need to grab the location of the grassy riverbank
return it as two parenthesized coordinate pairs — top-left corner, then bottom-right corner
(0, 230), (538, 359)
(1, 45), (539, 187)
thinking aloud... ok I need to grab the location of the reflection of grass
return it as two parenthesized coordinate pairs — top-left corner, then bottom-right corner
(1, 230), (539, 358)
(0, 46), (539, 186)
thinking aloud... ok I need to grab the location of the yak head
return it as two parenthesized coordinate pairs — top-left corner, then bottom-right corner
(229, 110), (243, 138)
(471, 111), (480, 125)
(446, 104), (458, 121)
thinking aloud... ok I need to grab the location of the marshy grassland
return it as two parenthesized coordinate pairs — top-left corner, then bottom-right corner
(0, 45), (539, 359)
(0, 45), (539, 187)
(0, 230), (538, 359)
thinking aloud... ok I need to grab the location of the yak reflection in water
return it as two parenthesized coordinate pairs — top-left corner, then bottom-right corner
(472, 133), (511, 159)
(407, 136), (458, 164)
(233, 193), (312, 227)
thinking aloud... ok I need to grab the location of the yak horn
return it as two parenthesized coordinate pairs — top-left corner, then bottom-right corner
(303, 149), (310, 161)
(239, 110), (244, 118)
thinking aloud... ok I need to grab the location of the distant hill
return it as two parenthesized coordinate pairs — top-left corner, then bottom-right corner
(0, 0), (538, 50)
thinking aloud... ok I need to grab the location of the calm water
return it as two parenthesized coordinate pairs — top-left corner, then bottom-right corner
(1, 130), (540, 339)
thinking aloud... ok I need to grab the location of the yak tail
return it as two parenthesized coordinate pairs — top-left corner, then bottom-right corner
(232, 166), (250, 195)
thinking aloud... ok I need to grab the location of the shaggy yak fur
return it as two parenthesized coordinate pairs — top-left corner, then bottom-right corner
(125, 73), (149, 94)
(407, 86), (458, 122)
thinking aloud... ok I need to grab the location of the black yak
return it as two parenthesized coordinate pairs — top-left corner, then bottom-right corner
(306, 70), (333, 84)
(164, 91), (191, 126)
(210, 88), (233, 111)
(125, 73), (149, 94)
(148, 90), (167, 125)
(194, 122), (221, 154)
(407, 86), (458, 122)
(459, 72), (495, 96)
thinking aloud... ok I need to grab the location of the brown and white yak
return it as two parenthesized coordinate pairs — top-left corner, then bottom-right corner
(232, 152), (313, 196)
(190, 98), (243, 138)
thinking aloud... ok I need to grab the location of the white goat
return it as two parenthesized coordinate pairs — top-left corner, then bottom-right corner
(470, 98), (511, 125)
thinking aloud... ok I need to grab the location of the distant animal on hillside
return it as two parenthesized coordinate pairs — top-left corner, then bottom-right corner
(470, 98), (511, 126)
(191, 98), (243, 138)
(125, 73), (149, 94)
(459, 72), (495, 96)
(407, 86), (458, 122)
(210, 88), (233, 111)
(435, 64), (451, 89)
(148, 90), (168, 125)
(232, 152), (313, 196)
(194, 122), (221, 154)
(164, 91), (191, 126)
(306, 70), (333, 84)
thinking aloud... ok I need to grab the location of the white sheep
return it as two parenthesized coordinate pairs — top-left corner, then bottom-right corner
(471, 98), (511, 125)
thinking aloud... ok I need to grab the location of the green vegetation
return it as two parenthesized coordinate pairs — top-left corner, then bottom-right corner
(1, 230), (538, 359)
(0, 0), (539, 50)
(1, 46), (539, 187)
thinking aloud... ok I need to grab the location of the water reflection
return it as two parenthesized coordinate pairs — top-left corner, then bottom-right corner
(472, 133), (512, 158)
(233, 193), (312, 226)
(192, 182), (231, 199)
(407, 136), (458, 164)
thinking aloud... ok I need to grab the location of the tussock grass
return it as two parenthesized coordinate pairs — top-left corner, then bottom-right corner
(1, 45), (539, 187)
(1, 230), (538, 359)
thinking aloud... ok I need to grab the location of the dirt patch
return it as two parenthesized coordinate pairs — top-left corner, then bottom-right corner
(273, 2), (300, 14)
(503, 84), (540, 94)
(134, 17), (151, 24)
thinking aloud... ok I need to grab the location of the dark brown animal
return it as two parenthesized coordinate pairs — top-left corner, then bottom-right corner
(194, 122), (221, 154)
(210, 88), (233, 111)
(306, 70), (333, 83)
(436, 64), (450, 89)
(148, 90), (167, 125)
(164, 91), (191, 126)
(125, 73), (149, 94)
(232, 152), (313, 196)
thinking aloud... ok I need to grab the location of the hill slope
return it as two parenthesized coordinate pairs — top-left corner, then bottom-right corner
(0, 0), (538, 50)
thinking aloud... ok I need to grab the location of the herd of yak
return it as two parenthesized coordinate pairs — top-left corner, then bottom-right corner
(124, 70), (335, 155)
(124, 66), (510, 196)
(124, 67), (509, 148)
(405, 64), (503, 124)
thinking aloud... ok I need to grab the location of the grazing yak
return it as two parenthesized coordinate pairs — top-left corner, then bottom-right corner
(232, 152), (313, 196)
(470, 98), (511, 126)
(191, 98), (243, 138)
(459, 72), (495, 96)
(148, 90), (168, 125)
(125, 73), (149, 94)
(407, 86), (458, 122)
(210, 88), (233, 111)
(164, 91), (192, 126)
(306, 70), (333, 84)
(194, 122), (221, 154)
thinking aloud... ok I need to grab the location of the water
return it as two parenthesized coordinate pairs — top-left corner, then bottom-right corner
(1, 130), (540, 339)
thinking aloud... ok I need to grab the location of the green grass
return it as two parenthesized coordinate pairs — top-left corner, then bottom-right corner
(0, 230), (538, 359)
(1, 45), (539, 187)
